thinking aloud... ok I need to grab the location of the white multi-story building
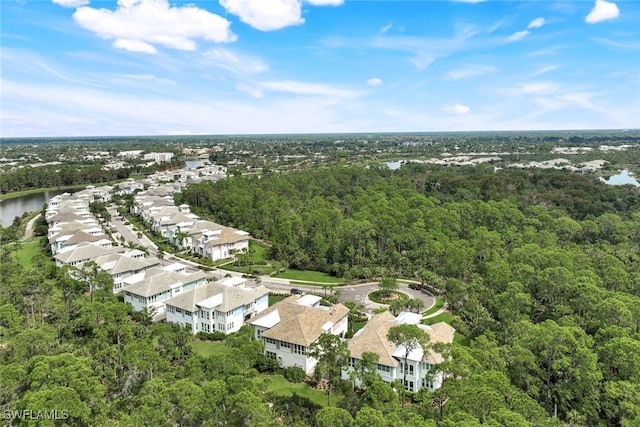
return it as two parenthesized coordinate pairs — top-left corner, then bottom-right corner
(342, 311), (455, 392)
(248, 295), (350, 374)
(164, 277), (269, 335)
(122, 266), (207, 315)
(143, 152), (174, 163)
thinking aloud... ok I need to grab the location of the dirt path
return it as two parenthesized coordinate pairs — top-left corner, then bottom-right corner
(23, 215), (39, 240)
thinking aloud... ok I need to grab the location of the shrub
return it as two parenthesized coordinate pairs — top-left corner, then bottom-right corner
(196, 331), (226, 341)
(283, 366), (306, 383)
(255, 354), (280, 373)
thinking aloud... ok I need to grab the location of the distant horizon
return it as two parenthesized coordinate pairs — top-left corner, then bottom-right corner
(2, 128), (640, 142)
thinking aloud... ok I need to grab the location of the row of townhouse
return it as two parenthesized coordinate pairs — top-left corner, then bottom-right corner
(247, 294), (455, 393)
(47, 186), (266, 333)
(131, 188), (250, 262)
(46, 185), (453, 393)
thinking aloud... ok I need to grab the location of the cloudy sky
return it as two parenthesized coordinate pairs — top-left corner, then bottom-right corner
(2, 0), (639, 137)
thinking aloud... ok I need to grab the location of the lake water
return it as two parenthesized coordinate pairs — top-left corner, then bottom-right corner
(603, 170), (640, 187)
(385, 160), (402, 170)
(183, 160), (205, 170)
(0, 190), (68, 227)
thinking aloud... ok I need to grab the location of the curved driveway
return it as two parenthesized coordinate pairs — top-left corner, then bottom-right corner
(257, 278), (435, 316)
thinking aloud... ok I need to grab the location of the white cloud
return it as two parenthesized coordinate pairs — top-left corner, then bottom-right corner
(366, 78), (383, 87)
(528, 17), (546, 29)
(378, 23), (393, 35)
(305, 0), (343, 5)
(508, 30), (529, 42)
(113, 39), (157, 54)
(262, 80), (360, 98)
(530, 65), (561, 77)
(236, 83), (264, 98)
(220, 0), (304, 31)
(73, 0), (235, 54)
(443, 103), (471, 114)
(521, 82), (560, 94)
(586, 0), (620, 24)
(52, 0), (89, 7)
(445, 64), (497, 80)
(201, 48), (268, 75)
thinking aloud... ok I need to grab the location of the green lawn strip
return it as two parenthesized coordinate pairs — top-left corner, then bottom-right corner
(190, 340), (228, 358)
(273, 269), (345, 284)
(223, 264), (275, 275)
(248, 241), (269, 264)
(421, 297), (445, 317)
(367, 290), (408, 304)
(422, 312), (453, 325)
(11, 239), (42, 269)
(288, 281), (341, 288)
(256, 374), (339, 408)
(268, 294), (289, 306)
(454, 333), (470, 346)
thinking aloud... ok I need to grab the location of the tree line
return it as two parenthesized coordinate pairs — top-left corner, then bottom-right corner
(176, 165), (640, 425)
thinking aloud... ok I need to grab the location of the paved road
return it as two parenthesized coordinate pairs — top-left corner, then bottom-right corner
(104, 206), (435, 315)
(253, 279), (435, 316)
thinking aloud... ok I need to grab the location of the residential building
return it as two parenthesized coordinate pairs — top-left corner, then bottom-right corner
(122, 266), (207, 316)
(164, 277), (269, 334)
(191, 225), (250, 262)
(54, 242), (125, 268)
(93, 251), (161, 293)
(342, 311), (455, 392)
(248, 295), (350, 374)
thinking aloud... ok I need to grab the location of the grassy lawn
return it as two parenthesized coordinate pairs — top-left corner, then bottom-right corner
(422, 312), (453, 325)
(269, 293), (289, 306)
(249, 241), (269, 264)
(256, 374), (339, 408)
(454, 332), (471, 346)
(11, 239), (43, 269)
(223, 264), (275, 275)
(368, 290), (409, 304)
(421, 297), (445, 316)
(273, 269), (345, 284)
(190, 340), (228, 358)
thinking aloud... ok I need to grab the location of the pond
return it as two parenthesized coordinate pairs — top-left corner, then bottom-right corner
(603, 170), (640, 187)
(0, 190), (68, 227)
(384, 160), (403, 170)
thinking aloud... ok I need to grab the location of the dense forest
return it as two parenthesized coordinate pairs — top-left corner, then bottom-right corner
(1, 163), (639, 426)
(176, 165), (640, 425)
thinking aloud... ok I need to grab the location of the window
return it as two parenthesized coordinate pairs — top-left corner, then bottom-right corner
(265, 337), (276, 345)
(421, 378), (434, 389)
(420, 362), (432, 371)
(218, 323), (225, 331)
(404, 380), (414, 391)
(293, 344), (305, 355)
(349, 357), (356, 368)
(266, 351), (276, 360)
(400, 363), (414, 376)
(257, 329), (262, 339)
(280, 341), (291, 350)
(376, 364), (391, 373)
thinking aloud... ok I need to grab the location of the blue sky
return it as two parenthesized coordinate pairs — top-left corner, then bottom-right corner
(2, 0), (639, 137)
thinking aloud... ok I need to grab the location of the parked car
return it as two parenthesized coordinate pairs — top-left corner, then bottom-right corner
(409, 283), (421, 290)
(290, 288), (303, 295)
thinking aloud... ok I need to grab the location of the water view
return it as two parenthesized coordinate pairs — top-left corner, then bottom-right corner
(0, 190), (67, 227)
(603, 170), (640, 187)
